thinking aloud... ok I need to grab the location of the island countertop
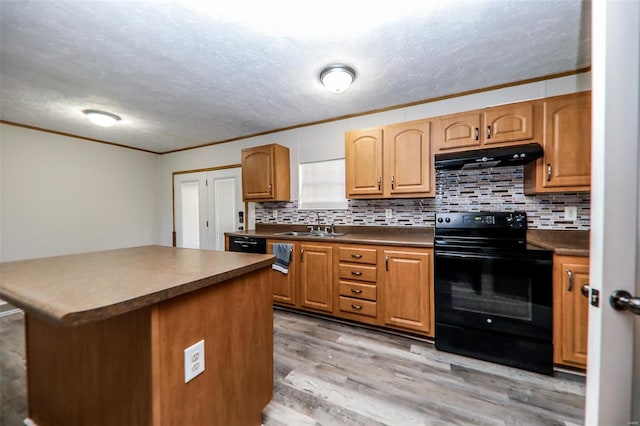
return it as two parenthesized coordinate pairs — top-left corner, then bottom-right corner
(0, 245), (275, 327)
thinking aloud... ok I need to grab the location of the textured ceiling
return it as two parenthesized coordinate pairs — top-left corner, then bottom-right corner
(0, 1), (591, 154)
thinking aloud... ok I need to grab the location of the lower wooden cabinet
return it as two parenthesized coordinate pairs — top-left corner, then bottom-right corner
(265, 239), (434, 337)
(268, 240), (297, 306)
(553, 254), (590, 369)
(299, 243), (334, 313)
(381, 248), (433, 335)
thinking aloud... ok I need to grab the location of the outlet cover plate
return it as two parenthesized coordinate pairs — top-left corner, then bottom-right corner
(564, 206), (578, 221)
(184, 339), (205, 383)
(385, 209), (392, 219)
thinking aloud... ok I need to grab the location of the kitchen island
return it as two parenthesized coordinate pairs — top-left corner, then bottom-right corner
(0, 246), (275, 426)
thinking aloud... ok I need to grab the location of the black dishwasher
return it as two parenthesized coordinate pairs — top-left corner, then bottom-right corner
(228, 236), (267, 254)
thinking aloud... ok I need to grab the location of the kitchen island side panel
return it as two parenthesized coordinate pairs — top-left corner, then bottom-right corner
(24, 266), (273, 426)
(151, 267), (273, 426)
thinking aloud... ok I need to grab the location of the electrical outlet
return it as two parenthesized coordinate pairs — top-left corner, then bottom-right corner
(272, 209), (278, 219)
(564, 206), (578, 221)
(184, 339), (205, 383)
(385, 209), (393, 219)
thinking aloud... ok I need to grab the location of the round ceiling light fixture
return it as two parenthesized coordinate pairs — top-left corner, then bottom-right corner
(319, 65), (356, 93)
(82, 109), (122, 127)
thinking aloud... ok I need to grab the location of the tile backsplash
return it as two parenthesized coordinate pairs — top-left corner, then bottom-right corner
(255, 166), (590, 230)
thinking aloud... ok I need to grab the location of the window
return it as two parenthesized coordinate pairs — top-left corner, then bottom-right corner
(298, 159), (348, 210)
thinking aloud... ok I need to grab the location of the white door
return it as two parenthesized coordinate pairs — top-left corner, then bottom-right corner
(587, 0), (640, 424)
(174, 168), (244, 251)
(206, 168), (243, 251)
(173, 172), (207, 249)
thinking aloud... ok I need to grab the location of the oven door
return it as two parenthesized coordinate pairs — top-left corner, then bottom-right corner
(434, 249), (553, 341)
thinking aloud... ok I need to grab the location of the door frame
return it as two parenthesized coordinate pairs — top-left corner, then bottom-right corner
(171, 164), (242, 247)
(587, 0), (639, 423)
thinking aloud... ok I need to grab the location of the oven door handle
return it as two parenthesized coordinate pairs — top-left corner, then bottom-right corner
(435, 250), (551, 264)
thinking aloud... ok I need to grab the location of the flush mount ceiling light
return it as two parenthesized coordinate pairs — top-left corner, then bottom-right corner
(82, 109), (122, 127)
(319, 65), (356, 93)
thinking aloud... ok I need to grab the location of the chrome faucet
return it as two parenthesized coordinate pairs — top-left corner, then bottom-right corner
(302, 210), (321, 231)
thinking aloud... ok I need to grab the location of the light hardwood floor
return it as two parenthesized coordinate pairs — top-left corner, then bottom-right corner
(1, 308), (585, 426)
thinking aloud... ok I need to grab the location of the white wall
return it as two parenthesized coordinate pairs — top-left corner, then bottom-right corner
(157, 73), (592, 246)
(0, 124), (160, 261)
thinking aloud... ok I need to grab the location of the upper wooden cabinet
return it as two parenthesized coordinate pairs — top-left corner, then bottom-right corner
(345, 128), (384, 197)
(436, 101), (535, 153)
(345, 119), (434, 199)
(553, 255), (589, 369)
(524, 92), (591, 194)
(241, 143), (290, 201)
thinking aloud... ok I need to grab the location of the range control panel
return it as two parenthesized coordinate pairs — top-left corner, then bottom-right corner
(436, 212), (527, 229)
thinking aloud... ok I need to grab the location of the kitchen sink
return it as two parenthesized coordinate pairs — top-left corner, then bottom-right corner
(275, 231), (347, 238)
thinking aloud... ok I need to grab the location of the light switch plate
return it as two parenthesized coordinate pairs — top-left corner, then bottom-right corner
(184, 339), (205, 383)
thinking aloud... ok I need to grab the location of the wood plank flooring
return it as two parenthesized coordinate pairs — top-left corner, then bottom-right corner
(0, 308), (585, 426)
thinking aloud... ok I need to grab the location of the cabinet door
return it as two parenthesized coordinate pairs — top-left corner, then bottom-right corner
(483, 102), (534, 146)
(553, 255), (589, 368)
(345, 128), (384, 197)
(299, 243), (334, 312)
(384, 120), (433, 196)
(268, 240), (296, 306)
(242, 145), (274, 200)
(436, 112), (482, 152)
(382, 249), (432, 335)
(542, 92), (591, 189)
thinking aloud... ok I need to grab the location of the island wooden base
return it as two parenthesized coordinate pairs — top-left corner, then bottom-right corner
(25, 267), (273, 426)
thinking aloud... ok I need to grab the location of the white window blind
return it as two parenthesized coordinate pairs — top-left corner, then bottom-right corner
(298, 159), (348, 210)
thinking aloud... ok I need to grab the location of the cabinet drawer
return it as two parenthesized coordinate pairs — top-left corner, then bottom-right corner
(338, 247), (377, 264)
(339, 296), (377, 318)
(339, 282), (377, 301)
(339, 264), (377, 283)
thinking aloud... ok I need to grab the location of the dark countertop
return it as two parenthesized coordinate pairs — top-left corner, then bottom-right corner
(227, 225), (434, 248)
(527, 229), (590, 257)
(228, 225), (590, 256)
(0, 246), (275, 326)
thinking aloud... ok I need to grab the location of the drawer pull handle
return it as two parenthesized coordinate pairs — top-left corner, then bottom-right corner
(351, 254), (363, 259)
(487, 125), (492, 139)
(300, 248), (304, 262)
(546, 163), (552, 182)
(351, 288), (363, 294)
(385, 255), (389, 271)
(351, 304), (363, 310)
(351, 271), (363, 276)
(475, 127), (479, 141)
(377, 176), (382, 190)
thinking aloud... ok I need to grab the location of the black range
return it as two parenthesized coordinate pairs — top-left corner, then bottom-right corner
(434, 211), (554, 375)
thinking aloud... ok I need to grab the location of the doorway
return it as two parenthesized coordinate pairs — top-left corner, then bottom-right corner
(173, 166), (244, 251)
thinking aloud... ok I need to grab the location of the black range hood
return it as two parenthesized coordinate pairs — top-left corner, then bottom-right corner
(434, 143), (544, 171)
